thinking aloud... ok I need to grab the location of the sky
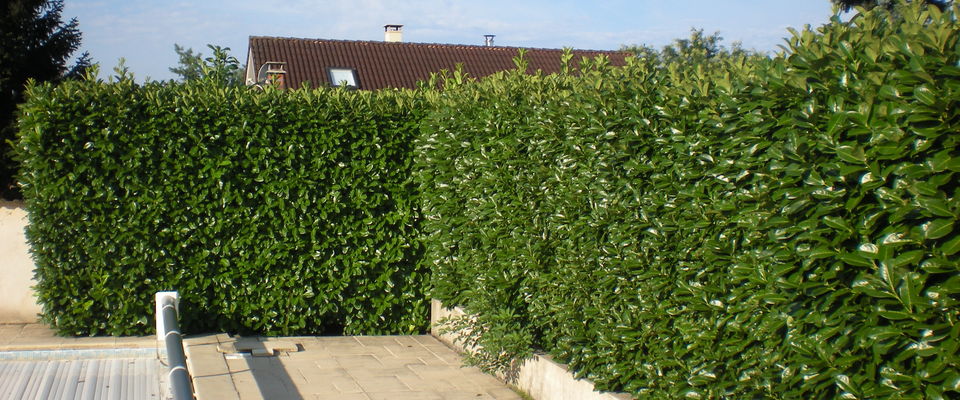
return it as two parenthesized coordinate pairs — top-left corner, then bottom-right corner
(62, 0), (839, 82)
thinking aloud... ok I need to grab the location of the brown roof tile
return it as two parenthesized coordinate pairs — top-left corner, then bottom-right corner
(246, 36), (631, 90)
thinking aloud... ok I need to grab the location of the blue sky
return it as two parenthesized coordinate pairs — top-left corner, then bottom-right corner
(63, 0), (838, 81)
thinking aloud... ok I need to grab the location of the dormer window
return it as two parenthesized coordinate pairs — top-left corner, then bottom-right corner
(327, 68), (359, 89)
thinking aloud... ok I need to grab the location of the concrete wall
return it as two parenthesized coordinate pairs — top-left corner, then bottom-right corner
(0, 201), (41, 322)
(430, 299), (633, 400)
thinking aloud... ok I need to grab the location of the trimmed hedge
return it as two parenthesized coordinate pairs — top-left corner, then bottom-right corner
(417, 3), (959, 398)
(17, 78), (428, 336)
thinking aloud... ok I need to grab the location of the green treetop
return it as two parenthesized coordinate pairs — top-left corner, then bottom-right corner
(169, 44), (244, 86)
(0, 0), (89, 199)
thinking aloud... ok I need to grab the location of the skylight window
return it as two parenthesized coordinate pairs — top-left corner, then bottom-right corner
(328, 68), (359, 88)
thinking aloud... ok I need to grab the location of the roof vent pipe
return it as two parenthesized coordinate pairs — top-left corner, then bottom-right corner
(385, 25), (403, 42)
(484, 34), (495, 46)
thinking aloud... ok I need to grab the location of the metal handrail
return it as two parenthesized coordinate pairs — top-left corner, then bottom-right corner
(157, 292), (194, 400)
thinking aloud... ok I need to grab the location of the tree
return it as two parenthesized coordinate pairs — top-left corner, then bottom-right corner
(0, 0), (88, 199)
(169, 44), (244, 86)
(832, 0), (950, 12)
(621, 29), (760, 66)
(169, 44), (204, 81)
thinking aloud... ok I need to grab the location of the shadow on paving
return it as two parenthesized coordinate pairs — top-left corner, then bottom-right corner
(233, 340), (304, 400)
(186, 333), (523, 399)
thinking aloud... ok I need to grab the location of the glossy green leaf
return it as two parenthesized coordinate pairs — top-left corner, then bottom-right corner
(913, 85), (936, 106)
(923, 219), (955, 240)
(836, 145), (867, 164)
(919, 197), (954, 218)
(938, 235), (960, 256)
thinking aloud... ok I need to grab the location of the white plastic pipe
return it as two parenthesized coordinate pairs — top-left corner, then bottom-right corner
(156, 291), (194, 400)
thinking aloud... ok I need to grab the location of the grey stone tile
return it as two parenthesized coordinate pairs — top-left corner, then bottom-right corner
(353, 335), (405, 347)
(348, 366), (413, 378)
(367, 392), (443, 400)
(377, 357), (427, 369)
(355, 375), (411, 393)
(330, 376), (363, 393)
(314, 393), (370, 400)
(335, 354), (383, 369)
(440, 391), (496, 400)
(188, 333), (520, 400)
(315, 336), (362, 346)
(396, 375), (459, 392)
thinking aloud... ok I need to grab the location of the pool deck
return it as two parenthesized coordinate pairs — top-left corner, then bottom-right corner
(0, 323), (521, 400)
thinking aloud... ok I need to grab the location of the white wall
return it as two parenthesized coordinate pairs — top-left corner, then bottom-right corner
(430, 299), (632, 400)
(0, 201), (42, 322)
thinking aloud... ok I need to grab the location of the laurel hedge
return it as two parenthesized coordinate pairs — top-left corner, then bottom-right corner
(417, 3), (959, 398)
(17, 79), (428, 336)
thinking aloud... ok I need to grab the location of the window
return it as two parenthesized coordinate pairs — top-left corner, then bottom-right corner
(327, 68), (359, 89)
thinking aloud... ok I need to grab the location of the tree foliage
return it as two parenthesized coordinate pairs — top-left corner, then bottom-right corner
(621, 28), (762, 67)
(0, 0), (88, 199)
(169, 44), (244, 86)
(168, 44), (204, 81)
(832, 0), (950, 12)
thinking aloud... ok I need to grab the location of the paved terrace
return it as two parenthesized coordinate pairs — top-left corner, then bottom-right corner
(0, 323), (522, 400)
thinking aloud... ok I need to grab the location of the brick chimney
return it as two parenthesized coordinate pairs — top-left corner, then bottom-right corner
(384, 25), (403, 42)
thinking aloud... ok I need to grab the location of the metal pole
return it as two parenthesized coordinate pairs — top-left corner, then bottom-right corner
(157, 292), (194, 400)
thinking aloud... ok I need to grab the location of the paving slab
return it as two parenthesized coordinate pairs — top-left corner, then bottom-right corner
(185, 334), (522, 400)
(1, 323), (523, 400)
(0, 323), (156, 351)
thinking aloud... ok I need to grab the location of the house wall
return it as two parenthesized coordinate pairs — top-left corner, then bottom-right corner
(0, 201), (42, 322)
(245, 51), (256, 85)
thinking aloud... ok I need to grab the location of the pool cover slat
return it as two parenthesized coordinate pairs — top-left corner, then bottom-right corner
(0, 357), (163, 400)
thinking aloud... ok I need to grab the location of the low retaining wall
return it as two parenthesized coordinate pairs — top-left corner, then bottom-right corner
(0, 201), (41, 323)
(430, 299), (632, 400)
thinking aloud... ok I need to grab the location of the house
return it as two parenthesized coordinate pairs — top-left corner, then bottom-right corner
(244, 25), (631, 90)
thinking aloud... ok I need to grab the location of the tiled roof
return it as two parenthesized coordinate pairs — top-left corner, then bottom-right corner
(246, 36), (631, 90)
